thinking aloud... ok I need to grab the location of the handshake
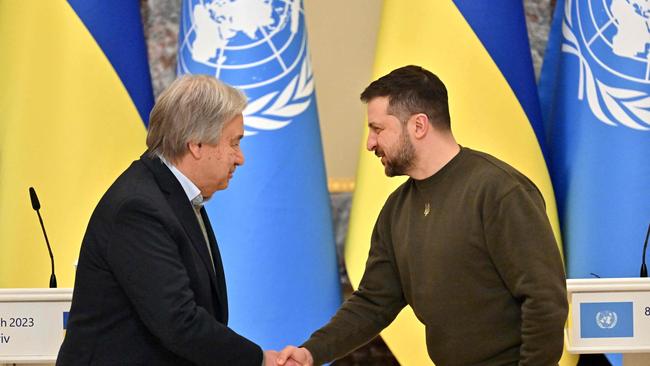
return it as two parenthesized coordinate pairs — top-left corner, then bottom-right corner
(264, 346), (314, 366)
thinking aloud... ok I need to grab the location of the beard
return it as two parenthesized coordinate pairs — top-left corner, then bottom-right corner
(376, 131), (416, 177)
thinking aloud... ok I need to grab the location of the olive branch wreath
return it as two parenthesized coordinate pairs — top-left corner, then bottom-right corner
(561, 0), (650, 130)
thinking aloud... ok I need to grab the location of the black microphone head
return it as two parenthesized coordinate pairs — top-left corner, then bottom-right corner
(29, 187), (41, 210)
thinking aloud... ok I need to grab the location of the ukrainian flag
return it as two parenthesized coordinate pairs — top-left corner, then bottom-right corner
(0, 1), (153, 288)
(344, 1), (575, 365)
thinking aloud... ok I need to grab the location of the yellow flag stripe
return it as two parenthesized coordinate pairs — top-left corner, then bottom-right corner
(0, 1), (147, 288)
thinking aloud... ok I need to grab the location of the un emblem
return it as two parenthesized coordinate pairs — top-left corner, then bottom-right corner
(562, 0), (650, 130)
(595, 310), (618, 329)
(177, 0), (313, 136)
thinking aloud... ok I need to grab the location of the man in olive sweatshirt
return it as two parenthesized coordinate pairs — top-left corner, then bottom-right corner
(277, 65), (568, 366)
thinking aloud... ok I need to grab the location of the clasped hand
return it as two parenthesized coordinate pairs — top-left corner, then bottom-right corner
(264, 345), (313, 366)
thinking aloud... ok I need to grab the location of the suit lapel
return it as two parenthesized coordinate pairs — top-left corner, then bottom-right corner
(200, 207), (229, 323)
(140, 154), (225, 313)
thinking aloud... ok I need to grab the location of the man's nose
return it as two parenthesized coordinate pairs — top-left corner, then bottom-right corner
(366, 132), (377, 151)
(236, 149), (245, 166)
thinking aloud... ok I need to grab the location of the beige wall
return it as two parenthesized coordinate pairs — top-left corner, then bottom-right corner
(304, 1), (382, 189)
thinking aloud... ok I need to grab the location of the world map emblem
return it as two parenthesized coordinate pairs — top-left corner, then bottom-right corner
(177, 0), (314, 136)
(562, 0), (650, 130)
(595, 310), (618, 329)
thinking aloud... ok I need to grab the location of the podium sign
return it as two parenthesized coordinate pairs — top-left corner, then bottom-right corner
(0, 289), (72, 364)
(566, 278), (650, 353)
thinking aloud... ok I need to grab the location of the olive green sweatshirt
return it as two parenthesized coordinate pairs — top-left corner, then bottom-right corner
(303, 147), (567, 366)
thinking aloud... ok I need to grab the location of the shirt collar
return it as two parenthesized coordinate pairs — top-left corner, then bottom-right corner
(158, 155), (208, 207)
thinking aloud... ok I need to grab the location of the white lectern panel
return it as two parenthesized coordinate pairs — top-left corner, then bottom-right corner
(566, 278), (650, 353)
(0, 289), (72, 364)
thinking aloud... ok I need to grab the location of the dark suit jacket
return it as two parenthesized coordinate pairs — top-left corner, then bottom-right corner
(57, 154), (262, 365)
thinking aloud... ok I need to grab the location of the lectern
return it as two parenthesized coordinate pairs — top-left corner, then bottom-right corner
(0, 288), (72, 365)
(566, 278), (650, 366)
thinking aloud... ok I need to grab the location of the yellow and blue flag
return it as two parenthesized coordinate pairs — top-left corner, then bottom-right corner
(345, 1), (576, 365)
(0, 1), (153, 288)
(177, 0), (341, 350)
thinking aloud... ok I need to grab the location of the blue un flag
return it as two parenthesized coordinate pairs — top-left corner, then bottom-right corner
(539, 0), (650, 280)
(177, 0), (341, 350)
(539, 3), (650, 363)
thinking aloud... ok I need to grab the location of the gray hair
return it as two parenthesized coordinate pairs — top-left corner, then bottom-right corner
(146, 74), (247, 162)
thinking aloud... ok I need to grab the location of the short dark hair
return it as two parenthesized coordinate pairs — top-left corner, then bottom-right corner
(360, 65), (451, 129)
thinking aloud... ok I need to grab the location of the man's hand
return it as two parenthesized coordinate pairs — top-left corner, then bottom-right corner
(276, 346), (313, 366)
(264, 350), (279, 366)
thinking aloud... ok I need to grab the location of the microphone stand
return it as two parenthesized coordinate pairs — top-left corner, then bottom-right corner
(641, 223), (649, 278)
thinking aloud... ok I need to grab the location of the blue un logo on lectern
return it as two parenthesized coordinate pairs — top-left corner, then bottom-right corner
(580, 302), (634, 338)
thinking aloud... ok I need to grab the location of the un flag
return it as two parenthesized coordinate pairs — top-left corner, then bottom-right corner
(177, 0), (341, 351)
(539, 0), (650, 280)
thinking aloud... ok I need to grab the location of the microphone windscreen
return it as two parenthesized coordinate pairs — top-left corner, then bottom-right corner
(29, 187), (41, 210)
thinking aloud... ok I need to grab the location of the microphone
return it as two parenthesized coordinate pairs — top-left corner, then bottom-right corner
(641, 223), (650, 278)
(29, 187), (57, 288)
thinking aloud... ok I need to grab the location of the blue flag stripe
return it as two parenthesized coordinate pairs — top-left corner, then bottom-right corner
(67, 0), (154, 125)
(452, 0), (547, 157)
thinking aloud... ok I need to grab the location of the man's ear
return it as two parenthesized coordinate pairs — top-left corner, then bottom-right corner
(412, 113), (430, 139)
(187, 141), (202, 159)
